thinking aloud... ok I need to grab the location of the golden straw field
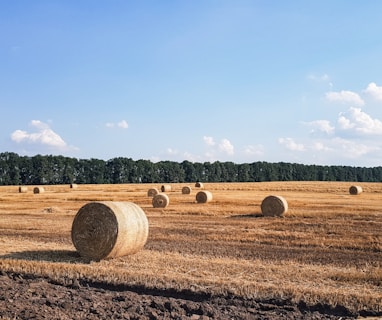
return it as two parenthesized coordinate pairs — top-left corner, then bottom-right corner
(0, 181), (381, 313)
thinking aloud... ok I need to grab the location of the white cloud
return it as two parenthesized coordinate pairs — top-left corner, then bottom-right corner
(218, 138), (234, 155)
(304, 120), (335, 135)
(203, 136), (215, 146)
(364, 82), (382, 101)
(105, 120), (128, 129)
(337, 107), (382, 135)
(331, 137), (379, 158)
(11, 120), (67, 148)
(166, 148), (178, 155)
(325, 90), (364, 106)
(278, 138), (305, 151)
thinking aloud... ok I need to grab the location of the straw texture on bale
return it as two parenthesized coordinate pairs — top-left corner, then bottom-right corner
(147, 188), (159, 197)
(261, 195), (288, 217)
(18, 186), (28, 193)
(33, 187), (45, 194)
(182, 186), (192, 194)
(71, 201), (149, 261)
(196, 190), (213, 203)
(195, 182), (204, 188)
(349, 185), (362, 195)
(70, 183), (78, 189)
(161, 184), (171, 192)
(152, 193), (170, 208)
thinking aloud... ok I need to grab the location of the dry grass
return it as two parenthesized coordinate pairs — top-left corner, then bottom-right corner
(0, 181), (381, 312)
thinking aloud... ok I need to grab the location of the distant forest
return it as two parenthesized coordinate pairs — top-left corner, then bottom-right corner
(0, 152), (381, 185)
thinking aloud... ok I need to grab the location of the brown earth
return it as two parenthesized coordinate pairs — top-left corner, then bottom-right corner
(0, 270), (366, 320)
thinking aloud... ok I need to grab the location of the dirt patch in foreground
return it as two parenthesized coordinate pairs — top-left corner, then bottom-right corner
(1, 271), (379, 320)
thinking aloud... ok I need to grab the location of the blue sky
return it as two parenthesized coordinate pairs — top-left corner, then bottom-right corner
(1, 1), (382, 167)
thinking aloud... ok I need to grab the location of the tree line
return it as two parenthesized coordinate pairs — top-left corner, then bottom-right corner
(0, 152), (381, 185)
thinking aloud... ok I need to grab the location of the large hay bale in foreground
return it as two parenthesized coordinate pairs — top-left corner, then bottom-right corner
(349, 185), (362, 195)
(161, 184), (171, 192)
(182, 186), (192, 194)
(19, 186), (28, 193)
(33, 187), (45, 194)
(261, 195), (288, 217)
(147, 188), (159, 197)
(71, 201), (149, 261)
(196, 190), (213, 203)
(152, 193), (169, 208)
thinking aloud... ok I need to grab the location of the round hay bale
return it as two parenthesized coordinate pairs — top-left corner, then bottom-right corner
(195, 182), (204, 188)
(70, 183), (78, 189)
(261, 195), (288, 217)
(19, 186), (28, 193)
(152, 193), (169, 208)
(33, 186), (45, 194)
(147, 188), (159, 197)
(196, 190), (213, 203)
(349, 185), (362, 195)
(71, 201), (149, 261)
(182, 186), (192, 194)
(161, 184), (171, 192)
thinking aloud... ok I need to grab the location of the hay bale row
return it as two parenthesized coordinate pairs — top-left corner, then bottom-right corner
(196, 190), (213, 203)
(152, 193), (170, 208)
(261, 195), (288, 217)
(349, 185), (362, 195)
(182, 186), (192, 194)
(71, 201), (149, 261)
(147, 188), (159, 197)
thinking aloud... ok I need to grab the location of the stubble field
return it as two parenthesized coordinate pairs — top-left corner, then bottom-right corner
(0, 181), (381, 319)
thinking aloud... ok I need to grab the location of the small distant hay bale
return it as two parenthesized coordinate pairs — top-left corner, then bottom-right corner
(71, 201), (149, 261)
(261, 195), (288, 217)
(19, 186), (28, 193)
(70, 183), (78, 189)
(161, 184), (171, 192)
(349, 185), (362, 195)
(182, 186), (192, 194)
(195, 182), (204, 188)
(147, 188), (159, 197)
(33, 186), (45, 194)
(152, 193), (170, 208)
(196, 190), (213, 203)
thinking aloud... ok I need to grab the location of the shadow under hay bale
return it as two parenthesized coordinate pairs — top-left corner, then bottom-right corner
(196, 190), (213, 203)
(182, 186), (192, 194)
(261, 195), (288, 217)
(147, 188), (159, 197)
(33, 186), (45, 194)
(349, 185), (362, 195)
(152, 193), (169, 208)
(71, 201), (149, 261)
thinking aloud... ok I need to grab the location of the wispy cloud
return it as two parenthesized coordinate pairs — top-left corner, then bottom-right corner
(203, 136), (215, 146)
(325, 90), (365, 106)
(105, 120), (128, 129)
(219, 138), (234, 155)
(303, 120), (335, 135)
(278, 137), (305, 151)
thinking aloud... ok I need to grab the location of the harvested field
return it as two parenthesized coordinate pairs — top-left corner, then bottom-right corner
(0, 181), (381, 319)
